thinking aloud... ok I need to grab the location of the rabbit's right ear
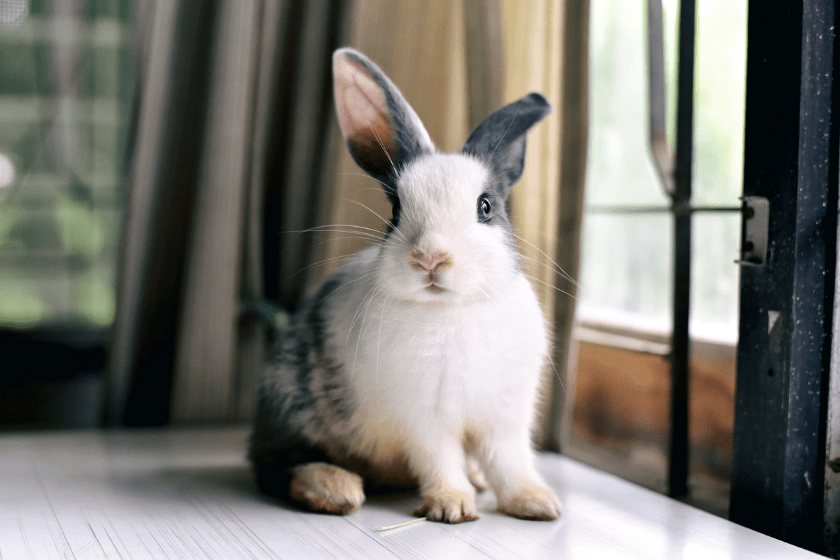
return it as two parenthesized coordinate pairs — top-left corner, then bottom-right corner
(332, 48), (435, 199)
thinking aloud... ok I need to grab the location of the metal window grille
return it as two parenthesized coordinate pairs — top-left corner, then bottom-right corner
(588, 0), (742, 499)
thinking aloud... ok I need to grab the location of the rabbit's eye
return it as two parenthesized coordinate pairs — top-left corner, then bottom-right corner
(477, 195), (492, 222)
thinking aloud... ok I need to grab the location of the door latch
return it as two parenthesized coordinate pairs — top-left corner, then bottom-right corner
(737, 196), (769, 266)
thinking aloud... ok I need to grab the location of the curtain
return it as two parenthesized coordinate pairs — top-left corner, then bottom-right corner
(108, 0), (588, 438)
(107, 0), (346, 424)
(320, 0), (589, 450)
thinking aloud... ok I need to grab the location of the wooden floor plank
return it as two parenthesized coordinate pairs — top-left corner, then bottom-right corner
(0, 427), (823, 560)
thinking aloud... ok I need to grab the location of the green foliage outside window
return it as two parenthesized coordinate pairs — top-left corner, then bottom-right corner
(0, 0), (132, 328)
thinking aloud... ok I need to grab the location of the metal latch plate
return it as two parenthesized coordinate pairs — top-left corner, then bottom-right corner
(737, 196), (769, 266)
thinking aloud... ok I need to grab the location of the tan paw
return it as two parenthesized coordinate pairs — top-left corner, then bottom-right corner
(414, 485), (478, 524)
(289, 462), (365, 515)
(497, 482), (562, 521)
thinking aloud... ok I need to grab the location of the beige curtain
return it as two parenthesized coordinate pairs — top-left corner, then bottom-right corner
(110, 0), (588, 435)
(108, 0), (346, 424)
(170, 0), (348, 422)
(319, 0), (589, 449)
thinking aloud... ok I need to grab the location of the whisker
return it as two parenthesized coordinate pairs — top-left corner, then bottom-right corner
(546, 353), (567, 396)
(315, 233), (383, 242)
(282, 230), (383, 248)
(354, 284), (381, 373)
(483, 282), (505, 300)
(294, 254), (356, 276)
(341, 197), (411, 246)
(335, 172), (393, 193)
(296, 224), (388, 237)
(521, 273), (578, 301)
(316, 271), (379, 305)
(356, 186), (390, 193)
(485, 143), (523, 183)
(475, 285), (506, 351)
(512, 233), (581, 289)
(518, 254), (579, 287)
(375, 294), (389, 401)
(308, 233), (385, 251)
(307, 232), (390, 249)
(347, 283), (379, 349)
(369, 124), (399, 178)
(487, 103), (524, 165)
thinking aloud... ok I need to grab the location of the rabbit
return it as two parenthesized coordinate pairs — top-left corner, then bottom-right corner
(249, 47), (562, 524)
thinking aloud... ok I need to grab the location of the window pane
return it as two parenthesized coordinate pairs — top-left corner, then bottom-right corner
(693, 0), (748, 207)
(578, 214), (672, 331)
(586, 0), (672, 207)
(691, 213), (740, 343)
(582, 0), (745, 337)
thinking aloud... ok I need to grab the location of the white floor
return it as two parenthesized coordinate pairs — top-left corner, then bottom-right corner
(0, 426), (823, 560)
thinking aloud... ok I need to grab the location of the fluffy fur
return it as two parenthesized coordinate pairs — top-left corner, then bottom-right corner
(250, 48), (561, 523)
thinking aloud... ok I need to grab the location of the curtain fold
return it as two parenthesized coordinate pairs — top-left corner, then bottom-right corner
(108, 0), (346, 424)
(546, 0), (590, 452)
(169, 1), (264, 422)
(106, 0), (219, 425)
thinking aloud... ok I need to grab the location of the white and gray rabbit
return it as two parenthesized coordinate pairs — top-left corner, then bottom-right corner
(249, 47), (561, 523)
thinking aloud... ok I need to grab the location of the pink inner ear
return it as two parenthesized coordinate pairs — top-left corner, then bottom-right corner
(333, 55), (390, 138)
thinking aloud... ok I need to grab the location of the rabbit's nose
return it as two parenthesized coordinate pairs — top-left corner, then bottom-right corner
(410, 251), (453, 272)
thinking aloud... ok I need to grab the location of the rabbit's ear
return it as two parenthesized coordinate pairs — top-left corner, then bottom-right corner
(333, 48), (435, 198)
(461, 93), (552, 198)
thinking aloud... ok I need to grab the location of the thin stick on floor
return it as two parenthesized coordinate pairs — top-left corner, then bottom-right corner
(376, 517), (427, 531)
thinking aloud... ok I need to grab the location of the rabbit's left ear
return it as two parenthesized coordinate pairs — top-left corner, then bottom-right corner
(461, 93), (552, 198)
(333, 48), (435, 202)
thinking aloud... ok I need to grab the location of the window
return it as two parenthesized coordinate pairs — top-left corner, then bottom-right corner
(0, 0), (133, 428)
(570, 0), (746, 516)
(0, 0), (133, 329)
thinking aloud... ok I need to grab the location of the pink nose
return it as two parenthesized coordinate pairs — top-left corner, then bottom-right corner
(411, 251), (452, 272)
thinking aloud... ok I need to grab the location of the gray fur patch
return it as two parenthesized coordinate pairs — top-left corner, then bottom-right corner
(462, 93), (552, 198)
(249, 271), (359, 498)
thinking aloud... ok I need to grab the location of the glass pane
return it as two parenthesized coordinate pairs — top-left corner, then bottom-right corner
(0, 1), (132, 328)
(691, 213), (740, 343)
(578, 214), (673, 331)
(693, 0), (748, 206)
(582, 0), (746, 333)
(586, 0), (673, 207)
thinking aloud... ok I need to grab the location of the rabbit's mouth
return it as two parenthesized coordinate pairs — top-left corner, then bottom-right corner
(426, 283), (445, 294)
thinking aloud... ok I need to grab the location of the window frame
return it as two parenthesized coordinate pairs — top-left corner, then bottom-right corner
(729, 0), (837, 555)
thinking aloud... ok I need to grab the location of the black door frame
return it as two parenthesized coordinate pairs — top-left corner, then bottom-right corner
(730, 0), (838, 554)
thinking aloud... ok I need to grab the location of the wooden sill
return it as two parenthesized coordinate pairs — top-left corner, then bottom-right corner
(568, 321), (736, 518)
(0, 426), (818, 559)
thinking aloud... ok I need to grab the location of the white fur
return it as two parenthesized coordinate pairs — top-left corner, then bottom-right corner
(377, 154), (519, 305)
(321, 153), (554, 511)
(307, 48), (561, 521)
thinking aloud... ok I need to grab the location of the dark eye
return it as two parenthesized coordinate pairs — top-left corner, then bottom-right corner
(477, 195), (492, 222)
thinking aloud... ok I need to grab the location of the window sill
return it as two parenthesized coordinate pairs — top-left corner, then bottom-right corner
(569, 318), (737, 518)
(0, 426), (818, 559)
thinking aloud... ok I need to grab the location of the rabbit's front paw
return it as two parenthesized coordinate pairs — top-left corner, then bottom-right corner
(415, 484), (478, 523)
(497, 482), (562, 521)
(289, 462), (365, 515)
